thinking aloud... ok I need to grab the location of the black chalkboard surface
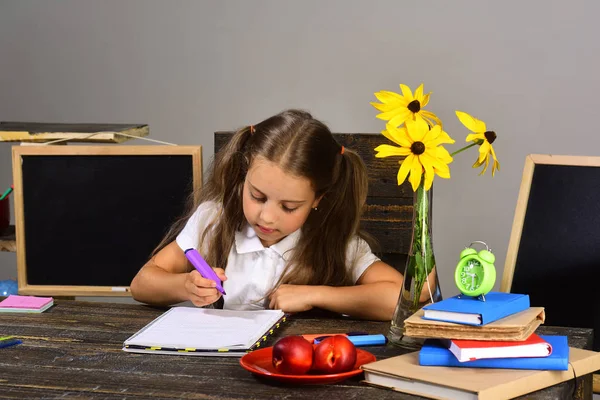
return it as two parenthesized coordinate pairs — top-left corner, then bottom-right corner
(502, 154), (600, 350)
(11, 146), (202, 296)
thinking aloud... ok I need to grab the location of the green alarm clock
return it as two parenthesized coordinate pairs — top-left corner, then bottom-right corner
(454, 241), (496, 299)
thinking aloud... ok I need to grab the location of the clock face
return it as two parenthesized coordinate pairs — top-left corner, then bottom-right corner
(457, 257), (485, 293)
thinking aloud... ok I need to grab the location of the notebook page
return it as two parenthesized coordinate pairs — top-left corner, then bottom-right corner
(125, 307), (284, 349)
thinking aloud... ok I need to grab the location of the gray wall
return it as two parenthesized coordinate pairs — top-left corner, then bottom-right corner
(1, 0), (598, 300)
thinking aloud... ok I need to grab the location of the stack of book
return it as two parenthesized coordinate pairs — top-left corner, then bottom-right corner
(415, 292), (565, 370)
(361, 292), (600, 399)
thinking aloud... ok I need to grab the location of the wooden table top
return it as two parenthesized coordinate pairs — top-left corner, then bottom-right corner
(0, 299), (593, 399)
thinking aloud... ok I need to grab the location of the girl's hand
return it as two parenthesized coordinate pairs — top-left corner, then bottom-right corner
(184, 268), (227, 307)
(268, 284), (317, 312)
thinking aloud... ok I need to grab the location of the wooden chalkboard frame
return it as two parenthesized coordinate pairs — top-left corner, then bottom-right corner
(501, 154), (600, 292)
(11, 145), (202, 296)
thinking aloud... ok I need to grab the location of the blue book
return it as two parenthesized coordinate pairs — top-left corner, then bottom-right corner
(419, 335), (569, 371)
(421, 292), (530, 326)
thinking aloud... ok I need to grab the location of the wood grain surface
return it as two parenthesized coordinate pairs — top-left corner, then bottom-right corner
(0, 299), (593, 399)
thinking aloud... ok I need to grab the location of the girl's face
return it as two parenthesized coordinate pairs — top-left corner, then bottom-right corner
(243, 157), (319, 247)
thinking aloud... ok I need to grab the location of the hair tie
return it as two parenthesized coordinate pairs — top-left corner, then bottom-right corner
(340, 145), (345, 155)
(249, 125), (256, 134)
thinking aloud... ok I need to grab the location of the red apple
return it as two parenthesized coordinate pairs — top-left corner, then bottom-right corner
(312, 335), (357, 374)
(272, 335), (314, 375)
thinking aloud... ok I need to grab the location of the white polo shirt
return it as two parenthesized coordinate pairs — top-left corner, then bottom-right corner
(176, 201), (379, 310)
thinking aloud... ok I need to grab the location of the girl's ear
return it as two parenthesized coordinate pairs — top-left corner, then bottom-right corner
(312, 195), (324, 209)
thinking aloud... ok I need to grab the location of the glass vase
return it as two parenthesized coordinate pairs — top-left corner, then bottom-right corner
(387, 180), (442, 349)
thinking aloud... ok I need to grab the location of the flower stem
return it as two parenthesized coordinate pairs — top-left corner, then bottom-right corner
(450, 142), (478, 157)
(409, 181), (434, 310)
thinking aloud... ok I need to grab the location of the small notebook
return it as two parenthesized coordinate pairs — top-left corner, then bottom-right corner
(0, 295), (53, 313)
(447, 333), (552, 362)
(123, 307), (287, 357)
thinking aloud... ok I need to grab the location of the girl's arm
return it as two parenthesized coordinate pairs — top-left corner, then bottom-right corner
(268, 261), (404, 321)
(130, 241), (226, 307)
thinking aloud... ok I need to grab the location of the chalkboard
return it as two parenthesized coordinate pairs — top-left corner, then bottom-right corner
(11, 145), (202, 296)
(501, 154), (600, 350)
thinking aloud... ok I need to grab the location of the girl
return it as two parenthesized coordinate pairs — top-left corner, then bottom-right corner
(130, 109), (403, 320)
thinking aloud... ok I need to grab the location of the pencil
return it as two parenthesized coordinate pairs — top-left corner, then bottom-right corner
(0, 185), (13, 201)
(0, 336), (22, 349)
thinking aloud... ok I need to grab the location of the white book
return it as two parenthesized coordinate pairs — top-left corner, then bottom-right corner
(122, 307), (286, 357)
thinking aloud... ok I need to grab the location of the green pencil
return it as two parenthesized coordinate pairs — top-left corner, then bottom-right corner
(0, 186), (13, 201)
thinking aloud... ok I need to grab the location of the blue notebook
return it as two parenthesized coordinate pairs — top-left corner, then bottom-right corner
(419, 335), (569, 370)
(421, 292), (530, 326)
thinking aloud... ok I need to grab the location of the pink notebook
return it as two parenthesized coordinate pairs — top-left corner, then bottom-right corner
(0, 295), (54, 313)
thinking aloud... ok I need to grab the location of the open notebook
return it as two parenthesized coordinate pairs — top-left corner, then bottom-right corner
(123, 307), (286, 357)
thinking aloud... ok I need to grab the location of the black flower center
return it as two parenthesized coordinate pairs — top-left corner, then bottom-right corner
(484, 131), (497, 144)
(411, 141), (426, 155)
(407, 100), (421, 113)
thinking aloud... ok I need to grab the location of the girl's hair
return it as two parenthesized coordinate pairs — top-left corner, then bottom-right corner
(152, 109), (374, 288)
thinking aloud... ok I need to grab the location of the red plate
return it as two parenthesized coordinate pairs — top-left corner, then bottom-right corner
(239, 346), (376, 385)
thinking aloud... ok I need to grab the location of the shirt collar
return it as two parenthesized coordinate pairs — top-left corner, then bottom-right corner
(234, 223), (300, 261)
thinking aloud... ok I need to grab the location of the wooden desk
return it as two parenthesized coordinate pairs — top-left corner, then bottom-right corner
(0, 300), (593, 399)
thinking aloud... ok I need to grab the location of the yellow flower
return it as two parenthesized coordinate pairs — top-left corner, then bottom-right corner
(455, 111), (500, 176)
(374, 117), (455, 191)
(371, 83), (442, 128)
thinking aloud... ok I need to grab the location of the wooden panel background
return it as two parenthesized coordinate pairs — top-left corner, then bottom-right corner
(215, 132), (420, 271)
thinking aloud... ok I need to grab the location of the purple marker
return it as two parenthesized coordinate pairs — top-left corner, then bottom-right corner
(184, 248), (226, 295)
